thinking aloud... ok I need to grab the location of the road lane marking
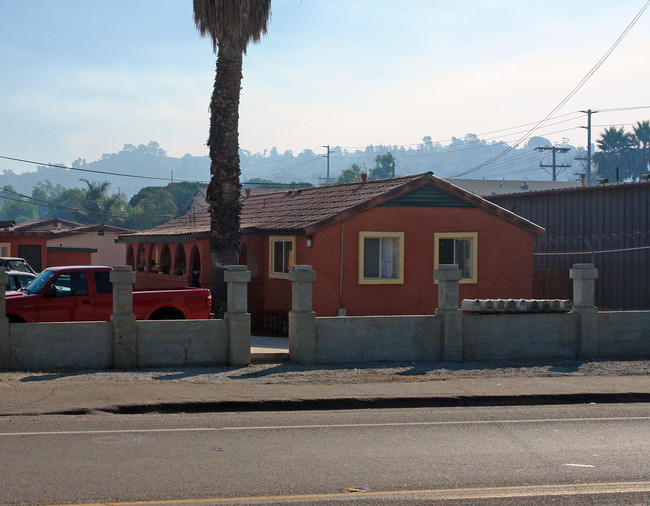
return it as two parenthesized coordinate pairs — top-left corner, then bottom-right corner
(41, 481), (650, 505)
(1, 415), (649, 437)
(565, 463), (596, 468)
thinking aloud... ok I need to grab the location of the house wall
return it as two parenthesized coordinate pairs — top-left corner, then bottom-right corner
(242, 234), (266, 328)
(46, 249), (92, 267)
(0, 234), (48, 271)
(48, 232), (126, 266)
(306, 206), (535, 317)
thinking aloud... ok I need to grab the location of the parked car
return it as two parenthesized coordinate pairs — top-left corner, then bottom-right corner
(4, 270), (37, 292)
(5, 265), (212, 323)
(0, 257), (37, 274)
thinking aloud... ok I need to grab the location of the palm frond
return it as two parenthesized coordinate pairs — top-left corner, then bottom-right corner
(193, 0), (271, 53)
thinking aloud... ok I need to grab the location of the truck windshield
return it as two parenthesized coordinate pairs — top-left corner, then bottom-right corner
(24, 270), (56, 294)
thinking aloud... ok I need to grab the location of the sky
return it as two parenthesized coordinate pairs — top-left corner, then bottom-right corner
(1, 0), (649, 177)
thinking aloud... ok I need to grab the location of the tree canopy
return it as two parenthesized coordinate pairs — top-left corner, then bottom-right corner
(593, 121), (650, 181)
(370, 153), (396, 179)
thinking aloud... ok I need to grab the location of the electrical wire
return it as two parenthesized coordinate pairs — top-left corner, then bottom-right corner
(0, 186), (176, 220)
(449, 0), (650, 178)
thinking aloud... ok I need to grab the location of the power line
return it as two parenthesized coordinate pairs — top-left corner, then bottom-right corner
(449, 1), (650, 179)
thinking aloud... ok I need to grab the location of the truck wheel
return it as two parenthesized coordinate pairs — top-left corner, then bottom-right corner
(149, 308), (185, 320)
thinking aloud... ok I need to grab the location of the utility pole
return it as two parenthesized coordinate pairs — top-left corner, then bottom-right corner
(392, 160), (395, 178)
(579, 109), (598, 186)
(321, 145), (333, 183)
(535, 145), (572, 181)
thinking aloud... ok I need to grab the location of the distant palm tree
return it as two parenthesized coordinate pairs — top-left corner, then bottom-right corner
(633, 120), (650, 174)
(193, 0), (271, 317)
(593, 126), (636, 182)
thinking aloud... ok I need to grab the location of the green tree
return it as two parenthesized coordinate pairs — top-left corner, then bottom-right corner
(0, 186), (38, 223)
(370, 153), (395, 179)
(165, 181), (205, 211)
(128, 187), (177, 230)
(32, 180), (66, 219)
(75, 179), (129, 226)
(193, 0), (271, 317)
(633, 120), (650, 175)
(593, 126), (636, 182)
(336, 163), (363, 183)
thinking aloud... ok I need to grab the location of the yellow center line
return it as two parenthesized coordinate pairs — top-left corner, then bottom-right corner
(42, 481), (650, 505)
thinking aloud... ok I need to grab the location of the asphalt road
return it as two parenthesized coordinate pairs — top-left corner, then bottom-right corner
(1, 403), (649, 505)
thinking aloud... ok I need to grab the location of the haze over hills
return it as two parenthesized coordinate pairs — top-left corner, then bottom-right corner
(2, 135), (584, 199)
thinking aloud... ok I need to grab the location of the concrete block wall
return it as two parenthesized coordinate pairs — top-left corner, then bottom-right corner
(314, 315), (441, 364)
(597, 311), (650, 359)
(288, 263), (649, 364)
(137, 320), (227, 367)
(462, 313), (577, 361)
(0, 265), (250, 371)
(10, 322), (112, 370)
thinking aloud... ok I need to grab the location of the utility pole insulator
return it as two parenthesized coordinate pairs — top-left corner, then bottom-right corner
(535, 145), (572, 182)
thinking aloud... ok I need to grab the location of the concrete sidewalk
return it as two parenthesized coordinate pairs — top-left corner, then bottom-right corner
(1, 369), (648, 417)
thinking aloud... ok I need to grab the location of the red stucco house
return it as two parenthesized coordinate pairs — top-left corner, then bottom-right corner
(1, 218), (133, 271)
(120, 173), (544, 329)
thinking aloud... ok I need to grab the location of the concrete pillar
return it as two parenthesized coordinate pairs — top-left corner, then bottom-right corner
(289, 265), (317, 364)
(224, 265), (251, 366)
(0, 267), (9, 369)
(570, 263), (598, 358)
(110, 266), (137, 368)
(435, 264), (463, 362)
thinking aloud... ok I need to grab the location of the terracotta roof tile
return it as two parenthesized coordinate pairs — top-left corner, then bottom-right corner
(119, 173), (544, 240)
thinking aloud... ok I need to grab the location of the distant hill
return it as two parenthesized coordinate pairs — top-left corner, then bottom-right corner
(1, 136), (584, 198)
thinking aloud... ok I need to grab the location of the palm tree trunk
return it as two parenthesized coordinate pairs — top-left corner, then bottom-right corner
(207, 41), (243, 318)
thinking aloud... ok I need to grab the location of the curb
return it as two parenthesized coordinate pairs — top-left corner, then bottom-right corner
(11, 391), (650, 417)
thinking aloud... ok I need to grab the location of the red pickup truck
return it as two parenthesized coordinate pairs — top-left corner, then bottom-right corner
(5, 266), (212, 323)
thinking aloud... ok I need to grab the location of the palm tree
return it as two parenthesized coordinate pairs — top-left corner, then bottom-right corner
(633, 120), (650, 175)
(593, 126), (636, 182)
(193, 0), (271, 317)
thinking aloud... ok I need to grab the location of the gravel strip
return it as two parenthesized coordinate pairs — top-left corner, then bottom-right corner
(1, 359), (648, 385)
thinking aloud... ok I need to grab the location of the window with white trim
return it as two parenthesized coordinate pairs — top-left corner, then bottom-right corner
(0, 243), (9, 257)
(358, 232), (404, 284)
(434, 232), (478, 284)
(269, 236), (296, 279)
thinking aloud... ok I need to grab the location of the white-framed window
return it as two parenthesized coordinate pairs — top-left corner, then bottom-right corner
(434, 232), (478, 284)
(0, 243), (9, 257)
(269, 236), (296, 279)
(358, 231), (404, 285)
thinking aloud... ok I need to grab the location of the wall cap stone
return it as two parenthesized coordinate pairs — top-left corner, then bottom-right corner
(435, 264), (462, 281)
(290, 265), (316, 282)
(224, 265), (251, 283)
(110, 266), (136, 285)
(570, 263), (598, 280)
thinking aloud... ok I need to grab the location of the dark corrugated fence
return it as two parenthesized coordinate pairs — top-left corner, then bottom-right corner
(488, 181), (649, 310)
